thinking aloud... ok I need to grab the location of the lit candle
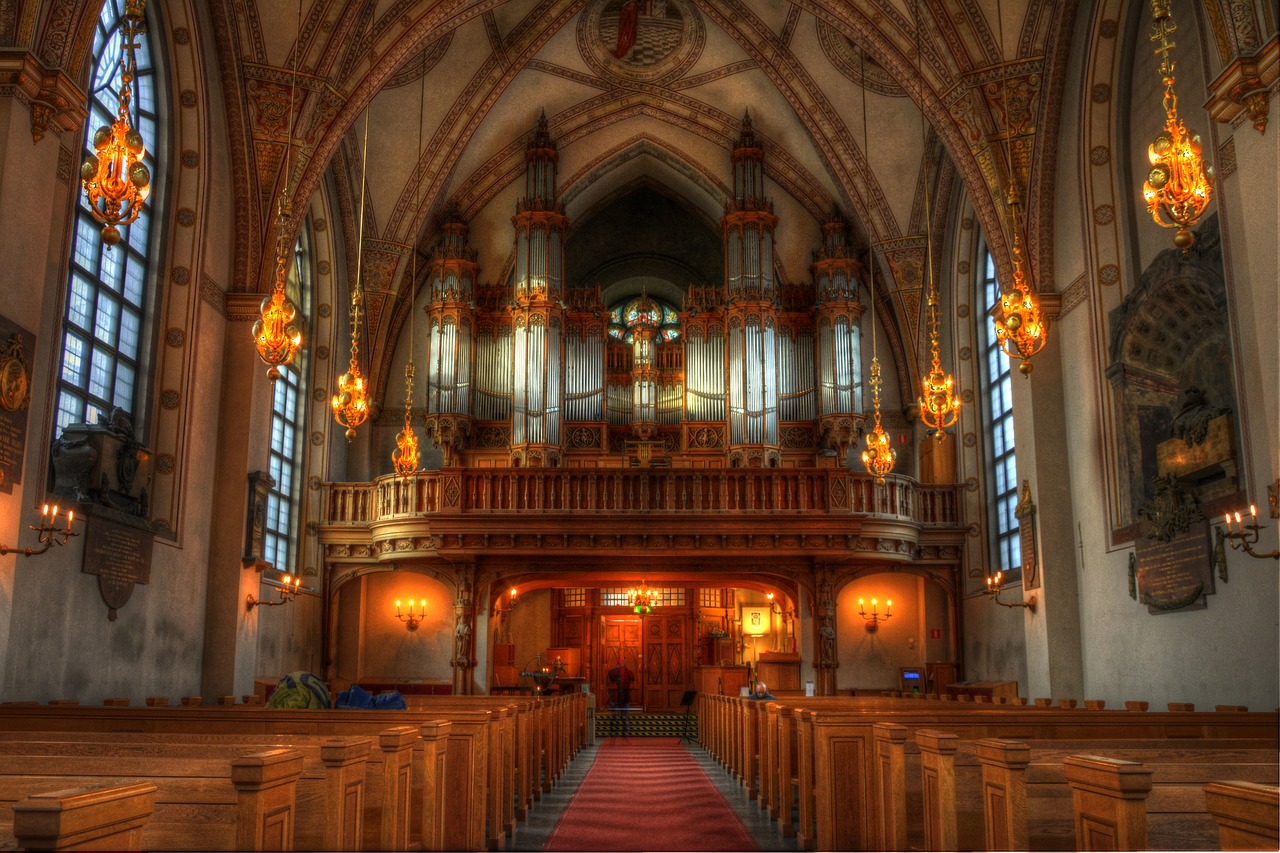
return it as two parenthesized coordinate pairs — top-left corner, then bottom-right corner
(858, 597), (865, 606)
(1250, 504), (1257, 520)
(66, 511), (73, 532)
(1235, 512), (1243, 526)
(886, 599), (892, 611)
(396, 599), (402, 615)
(1224, 513), (1232, 531)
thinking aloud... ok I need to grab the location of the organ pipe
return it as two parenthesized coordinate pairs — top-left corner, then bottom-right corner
(510, 112), (568, 466)
(723, 112), (780, 466)
(811, 212), (866, 458)
(424, 214), (479, 464)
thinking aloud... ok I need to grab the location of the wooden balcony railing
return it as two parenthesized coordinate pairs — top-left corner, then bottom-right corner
(321, 470), (963, 528)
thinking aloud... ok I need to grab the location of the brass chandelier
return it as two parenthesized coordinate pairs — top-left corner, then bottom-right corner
(80, 0), (151, 247)
(253, 0), (305, 381)
(331, 112), (372, 442)
(627, 582), (660, 615)
(989, 0), (1047, 375)
(1142, 0), (1214, 250)
(392, 55), (429, 477)
(856, 48), (895, 486)
(912, 0), (960, 440)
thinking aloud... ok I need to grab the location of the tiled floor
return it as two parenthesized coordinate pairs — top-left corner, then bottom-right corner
(509, 738), (801, 851)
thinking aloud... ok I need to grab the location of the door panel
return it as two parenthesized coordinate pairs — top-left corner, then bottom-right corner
(597, 617), (642, 705)
(642, 614), (690, 712)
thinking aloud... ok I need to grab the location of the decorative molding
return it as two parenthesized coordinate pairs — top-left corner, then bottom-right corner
(0, 50), (87, 143)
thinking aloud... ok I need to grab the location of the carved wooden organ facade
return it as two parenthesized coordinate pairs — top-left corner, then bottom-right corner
(420, 114), (869, 469)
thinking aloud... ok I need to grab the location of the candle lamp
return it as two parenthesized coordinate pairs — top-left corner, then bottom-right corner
(0, 504), (77, 557)
(983, 571), (1037, 611)
(1219, 505), (1279, 560)
(247, 574), (302, 610)
(395, 598), (426, 631)
(858, 596), (893, 632)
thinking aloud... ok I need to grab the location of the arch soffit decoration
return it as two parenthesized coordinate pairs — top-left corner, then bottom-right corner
(192, 0), (1073, 412)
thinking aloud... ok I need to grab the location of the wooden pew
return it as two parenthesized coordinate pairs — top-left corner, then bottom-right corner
(872, 727), (1278, 851)
(0, 696), (582, 851)
(0, 745), (305, 851)
(1204, 780), (1280, 850)
(11, 781), (155, 851)
(730, 695), (1277, 852)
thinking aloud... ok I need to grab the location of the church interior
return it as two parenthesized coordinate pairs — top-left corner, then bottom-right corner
(0, 0), (1276, 849)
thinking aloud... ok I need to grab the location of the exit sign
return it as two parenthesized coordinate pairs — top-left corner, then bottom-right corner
(930, 628), (942, 640)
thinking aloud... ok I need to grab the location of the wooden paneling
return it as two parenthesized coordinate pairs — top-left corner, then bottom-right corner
(642, 615), (691, 712)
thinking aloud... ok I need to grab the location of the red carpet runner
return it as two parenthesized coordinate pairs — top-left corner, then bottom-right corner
(544, 738), (759, 852)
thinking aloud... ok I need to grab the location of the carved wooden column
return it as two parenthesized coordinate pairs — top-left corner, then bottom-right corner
(451, 565), (477, 694)
(813, 565), (837, 695)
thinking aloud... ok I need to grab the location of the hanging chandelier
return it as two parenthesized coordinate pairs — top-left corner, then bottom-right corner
(627, 582), (660, 615)
(856, 57), (895, 487)
(1142, 0), (1213, 251)
(988, 0), (1047, 376)
(391, 52), (428, 476)
(912, 0), (960, 440)
(80, 0), (151, 247)
(331, 112), (372, 442)
(993, 229), (1047, 374)
(253, 0), (304, 381)
(862, 357), (895, 485)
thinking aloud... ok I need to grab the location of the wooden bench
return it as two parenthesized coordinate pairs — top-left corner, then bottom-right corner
(871, 725), (1278, 851)
(698, 694), (1278, 852)
(0, 694), (585, 851)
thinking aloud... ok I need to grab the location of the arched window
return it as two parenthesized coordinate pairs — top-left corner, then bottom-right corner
(55, 0), (160, 435)
(264, 228), (312, 574)
(978, 235), (1020, 574)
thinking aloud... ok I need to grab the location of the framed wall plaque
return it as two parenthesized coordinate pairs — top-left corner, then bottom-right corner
(0, 315), (35, 494)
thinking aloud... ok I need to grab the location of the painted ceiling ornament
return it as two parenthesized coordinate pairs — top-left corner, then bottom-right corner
(578, 0), (704, 84)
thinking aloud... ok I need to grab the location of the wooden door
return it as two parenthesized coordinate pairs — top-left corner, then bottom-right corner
(597, 617), (643, 706)
(642, 613), (691, 712)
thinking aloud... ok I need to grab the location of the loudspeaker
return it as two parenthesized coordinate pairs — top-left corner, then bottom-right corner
(679, 690), (697, 707)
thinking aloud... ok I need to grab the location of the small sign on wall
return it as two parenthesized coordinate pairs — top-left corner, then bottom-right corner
(930, 628), (941, 640)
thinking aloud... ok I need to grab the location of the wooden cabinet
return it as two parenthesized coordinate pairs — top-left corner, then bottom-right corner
(756, 652), (801, 692)
(694, 665), (750, 697)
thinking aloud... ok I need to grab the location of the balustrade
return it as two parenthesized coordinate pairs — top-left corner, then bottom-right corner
(321, 469), (964, 527)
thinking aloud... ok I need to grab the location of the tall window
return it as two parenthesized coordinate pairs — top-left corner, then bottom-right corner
(264, 231), (312, 574)
(56, 0), (159, 435)
(978, 237), (1020, 575)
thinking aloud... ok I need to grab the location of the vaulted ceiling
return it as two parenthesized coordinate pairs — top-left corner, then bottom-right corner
(219, 0), (1078, 403)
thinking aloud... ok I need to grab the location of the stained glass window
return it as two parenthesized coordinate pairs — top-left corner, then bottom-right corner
(607, 295), (681, 343)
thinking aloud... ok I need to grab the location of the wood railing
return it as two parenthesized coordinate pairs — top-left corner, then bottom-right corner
(322, 469), (963, 527)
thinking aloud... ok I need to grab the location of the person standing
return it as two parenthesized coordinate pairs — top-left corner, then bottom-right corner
(607, 657), (636, 737)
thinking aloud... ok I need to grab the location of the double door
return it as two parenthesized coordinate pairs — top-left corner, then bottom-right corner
(597, 613), (690, 713)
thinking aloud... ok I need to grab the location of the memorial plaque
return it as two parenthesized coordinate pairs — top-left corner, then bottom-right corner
(1134, 521), (1214, 614)
(82, 515), (154, 621)
(0, 315), (35, 493)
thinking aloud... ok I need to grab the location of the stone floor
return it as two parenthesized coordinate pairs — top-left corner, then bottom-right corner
(509, 737), (801, 851)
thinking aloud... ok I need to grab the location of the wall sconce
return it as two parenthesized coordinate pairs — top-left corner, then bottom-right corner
(0, 504), (76, 557)
(494, 587), (519, 617)
(858, 597), (892, 632)
(984, 571), (1037, 611)
(1219, 505), (1279, 561)
(247, 574), (301, 610)
(396, 598), (426, 630)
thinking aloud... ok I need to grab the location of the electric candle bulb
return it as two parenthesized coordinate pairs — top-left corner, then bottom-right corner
(1250, 504), (1257, 519)
(1235, 512), (1242, 525)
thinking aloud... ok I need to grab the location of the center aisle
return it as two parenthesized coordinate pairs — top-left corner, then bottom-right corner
(543, 737), (760, 852)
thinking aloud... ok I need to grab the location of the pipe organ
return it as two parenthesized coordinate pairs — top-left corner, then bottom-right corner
(423, 215), (478, 464)
(811, 214), (866, 457)
(410, 112), (872, 469)
(509, 113), (567, 467)
(723, 114), (781, 466)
